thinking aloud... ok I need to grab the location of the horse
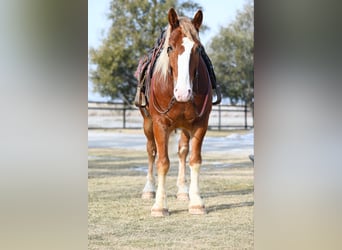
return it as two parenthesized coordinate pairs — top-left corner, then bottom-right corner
(139, 8), (212, 217)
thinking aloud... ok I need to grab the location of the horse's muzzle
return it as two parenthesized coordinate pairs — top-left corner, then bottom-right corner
(174, 87), (193, 102)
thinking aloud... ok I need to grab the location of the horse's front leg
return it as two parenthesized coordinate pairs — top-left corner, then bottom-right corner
(141, 113), (156, 199)
(176, 129), (190, 201)
(151, 122), (170, 217)
(188, 127), (207, 214)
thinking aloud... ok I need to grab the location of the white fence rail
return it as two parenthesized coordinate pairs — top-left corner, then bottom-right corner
(88, 101), (253, 130)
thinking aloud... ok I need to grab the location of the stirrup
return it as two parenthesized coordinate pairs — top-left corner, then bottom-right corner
(212, 85), (222, 105)
(134, 86), (147, 107)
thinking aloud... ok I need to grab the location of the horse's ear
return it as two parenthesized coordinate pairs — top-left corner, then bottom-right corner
(192, 10), (203, 31)
(168, 8), (179, 30)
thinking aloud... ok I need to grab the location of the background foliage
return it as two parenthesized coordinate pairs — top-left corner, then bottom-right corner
(208, 1), (254, 105)
(89, 0), (254, 106)
(89, 0), (202, 104)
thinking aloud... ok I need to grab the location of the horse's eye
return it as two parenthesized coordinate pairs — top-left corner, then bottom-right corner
(167, 46), (173, 54)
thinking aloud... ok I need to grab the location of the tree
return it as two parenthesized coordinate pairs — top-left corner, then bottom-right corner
(208, 1), (254, 106)
(89, 0), (203, 104)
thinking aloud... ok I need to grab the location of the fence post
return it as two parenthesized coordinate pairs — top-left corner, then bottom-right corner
(244, 103), (247, 129)
(218, 104), (221, 131)
(123, 104), (126, 128)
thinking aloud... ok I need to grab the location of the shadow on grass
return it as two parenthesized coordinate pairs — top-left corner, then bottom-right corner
(169, 208), (188, 215)
(207, 201), (254, 213)
(203, 188), (254, 198)
(169, 188), (254, 215)
(169, 201), (254, 215)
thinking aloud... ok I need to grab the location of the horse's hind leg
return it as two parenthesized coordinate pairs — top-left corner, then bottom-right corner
(141, 112), (156, 199)
(176, 129), (190, 201)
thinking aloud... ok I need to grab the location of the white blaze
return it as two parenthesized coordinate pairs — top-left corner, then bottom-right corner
(174, 37), (194, 102)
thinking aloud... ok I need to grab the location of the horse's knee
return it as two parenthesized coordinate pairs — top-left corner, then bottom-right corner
(157, 157), (169, 167)
(189, 155), (202, 166)
(156, 157), (170, 173)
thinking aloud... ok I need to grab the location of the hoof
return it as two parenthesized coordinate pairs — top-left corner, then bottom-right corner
(177, 193), (189, 201)
(151, 208), (169, 217)
(189, 205), (206, 215)
(142, 192), (155, 199)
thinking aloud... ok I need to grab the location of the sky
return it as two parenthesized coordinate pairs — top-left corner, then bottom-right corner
(88, 0), (246, 101)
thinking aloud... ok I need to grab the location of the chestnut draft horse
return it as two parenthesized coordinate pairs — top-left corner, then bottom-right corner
(139, 8), (212, 217)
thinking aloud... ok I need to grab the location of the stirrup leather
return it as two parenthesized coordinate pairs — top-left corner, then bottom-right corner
(134, 86), (147, 107)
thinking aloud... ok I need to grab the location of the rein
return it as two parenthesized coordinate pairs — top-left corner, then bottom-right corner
(151, 86), (176, 114)
(194, 82), (210, 117)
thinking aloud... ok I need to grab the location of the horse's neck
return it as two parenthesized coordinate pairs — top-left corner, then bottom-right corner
(151, 73), (173, 95)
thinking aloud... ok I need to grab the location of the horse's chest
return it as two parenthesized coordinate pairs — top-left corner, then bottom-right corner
(170, 103), (198, 124)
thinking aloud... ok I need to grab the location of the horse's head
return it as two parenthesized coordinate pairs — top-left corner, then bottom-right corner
(165, 8), (203, 102)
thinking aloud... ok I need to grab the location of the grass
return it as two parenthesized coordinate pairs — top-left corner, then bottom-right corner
(88, 130), (254, 249)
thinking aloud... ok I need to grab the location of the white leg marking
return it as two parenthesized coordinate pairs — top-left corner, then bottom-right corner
(143, 175), (156, 193)
(189, 163), (204, 207)
(152, 174), (168, 210)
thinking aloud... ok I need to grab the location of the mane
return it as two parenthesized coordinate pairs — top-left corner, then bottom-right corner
(154, 17), (201, 80)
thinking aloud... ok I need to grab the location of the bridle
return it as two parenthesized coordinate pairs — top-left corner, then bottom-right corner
(150, 44), (210, 118)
